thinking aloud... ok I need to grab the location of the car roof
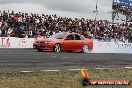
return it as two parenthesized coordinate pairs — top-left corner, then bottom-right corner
(60, 32), (80, 35)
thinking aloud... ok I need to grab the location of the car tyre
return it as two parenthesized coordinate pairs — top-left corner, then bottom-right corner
(82, 45), (89, 53)
(53, 44), (61, 52)
(33, 45), (36, 49)
(37, 49), (43, 52)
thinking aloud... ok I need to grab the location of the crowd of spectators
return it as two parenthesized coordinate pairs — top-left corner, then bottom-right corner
(0, 10), (132, 42)
(112, 2), (132, 17)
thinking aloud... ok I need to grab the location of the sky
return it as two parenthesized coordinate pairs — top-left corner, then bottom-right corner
(0, 0), (126, 22)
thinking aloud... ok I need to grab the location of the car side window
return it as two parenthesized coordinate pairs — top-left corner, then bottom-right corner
(66, 34), (74, 40)
(80, 35), (84, 40)
(75, 34), (82, 40)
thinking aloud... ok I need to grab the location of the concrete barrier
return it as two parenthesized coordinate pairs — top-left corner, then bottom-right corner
(0, 37), (35, 48)
(92, 41), (132, 53)
(0, 37), (132, 53)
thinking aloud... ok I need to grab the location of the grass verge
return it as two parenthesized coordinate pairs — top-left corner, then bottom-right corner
(0, 68), (131, 88)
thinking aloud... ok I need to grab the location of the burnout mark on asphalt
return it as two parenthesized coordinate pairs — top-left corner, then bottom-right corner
(62, 57), (69, 59)
(52, 55), (57, 58)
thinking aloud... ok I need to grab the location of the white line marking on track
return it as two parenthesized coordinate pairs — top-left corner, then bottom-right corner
(67, 69), (86, 71)
(95, 68), (111, 70)
(124, 67), (132, 69)
(20, 71), (33, 73)
(41, 70), (61, 72)
(20, 67), (132, 73)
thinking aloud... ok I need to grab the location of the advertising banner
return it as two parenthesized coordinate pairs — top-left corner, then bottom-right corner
(93, 41), (132, 53)
(113, 0), (132, 8)
(0, 37), (35, 48)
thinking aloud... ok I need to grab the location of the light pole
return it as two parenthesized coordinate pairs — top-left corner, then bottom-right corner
(95, 0), (99, 21)
(93, 0), (99, 38)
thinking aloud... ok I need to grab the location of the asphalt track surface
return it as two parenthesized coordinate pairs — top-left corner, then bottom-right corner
(0, 49), (132, 72)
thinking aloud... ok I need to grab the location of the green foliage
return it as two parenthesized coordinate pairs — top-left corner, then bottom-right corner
(0, 68), (131, 88)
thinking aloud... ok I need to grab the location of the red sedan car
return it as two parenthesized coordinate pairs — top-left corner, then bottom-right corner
(35, 32), (93, 53)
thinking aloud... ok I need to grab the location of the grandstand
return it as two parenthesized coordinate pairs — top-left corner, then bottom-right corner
(112, 0), (132, 23)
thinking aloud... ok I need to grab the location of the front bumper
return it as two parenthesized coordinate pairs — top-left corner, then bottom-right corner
(36, 43), (53, 50)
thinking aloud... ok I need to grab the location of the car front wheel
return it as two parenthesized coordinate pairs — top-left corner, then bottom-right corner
(37, 49), (43, 52)
(53, 44), (61, 52)
(82, 45), (89, 53)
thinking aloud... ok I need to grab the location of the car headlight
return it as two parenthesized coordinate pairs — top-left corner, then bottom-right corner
(45, 41), (51, 44)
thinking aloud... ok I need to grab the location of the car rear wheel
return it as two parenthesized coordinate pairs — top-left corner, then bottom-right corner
(82, 45), (89, 53)
(53, 44), (61, 52)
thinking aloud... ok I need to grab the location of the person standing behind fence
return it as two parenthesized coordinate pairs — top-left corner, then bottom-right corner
(0, 19), (2, 37)
(128, 31), (132, 43)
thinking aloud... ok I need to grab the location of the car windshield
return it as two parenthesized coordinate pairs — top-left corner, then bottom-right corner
(49, 33), (67, 39)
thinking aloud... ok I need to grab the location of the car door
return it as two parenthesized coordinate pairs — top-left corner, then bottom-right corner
(74, 34), (84, 50)
(63, 34), (75, 50)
